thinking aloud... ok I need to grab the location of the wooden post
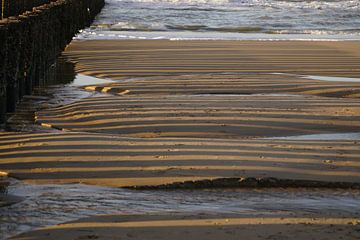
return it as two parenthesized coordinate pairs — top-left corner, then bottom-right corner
(2, 0), (8, 19)
(1, 0), (3, 19)
(0, 23), (7, 123)
(5, 17), (20, 112)
(0, 0), (105, 124)
(20, 12), (35, 95)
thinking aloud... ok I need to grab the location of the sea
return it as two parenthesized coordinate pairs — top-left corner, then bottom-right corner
(77, 0), (360, 40)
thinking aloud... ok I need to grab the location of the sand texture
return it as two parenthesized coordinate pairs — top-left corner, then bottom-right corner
(11, 213), (360, 240)
(36, 83), (360, 139)
(1, 131), (360, 187)
(2, 40), (360, 239)
(1, 40), (360, 187)
(64, 40), (360, 78)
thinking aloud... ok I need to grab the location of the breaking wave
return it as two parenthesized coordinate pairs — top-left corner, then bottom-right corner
(79, 0), (360, 40)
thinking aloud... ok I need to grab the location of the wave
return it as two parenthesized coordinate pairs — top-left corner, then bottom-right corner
(94, 22), (360, 36)
(111, 0), (360, 9)
(101, 22), (266, 33)
(107, 22), (168, 31)
(266, 29), (360, 35)
(162, 7), (238, 12)
(76, 29), (360, 41)
(83, 0), (360, 40)
(116, 0), (231, 5)
(167, 25), (265, 33)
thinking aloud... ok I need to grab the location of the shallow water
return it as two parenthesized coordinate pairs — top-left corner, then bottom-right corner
(191, 93), (305, 97)
(77, 0), (360, 40)
(302, 75), (360, 83)
(1, 179), (359, 239)
(273, 72), (360, 83)
(76, 30), (360, 41)
(5, 60), (111, 132)
(267, 132), (360, 140)
(70, 74), (116, 86)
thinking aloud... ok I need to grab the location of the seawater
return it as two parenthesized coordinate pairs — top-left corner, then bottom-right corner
(1, 180), (360, 239)
(77, 0), (360, 40)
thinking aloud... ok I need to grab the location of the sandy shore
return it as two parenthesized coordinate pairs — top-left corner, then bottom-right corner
(65, 40), (360, 78)
(11, 213), (360, 240)
(35, 89), (360, 138)
(1, 131), (360, 187)
(2, 40), (360, 239)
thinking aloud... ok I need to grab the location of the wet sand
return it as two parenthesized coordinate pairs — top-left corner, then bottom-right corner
(2, 40), (360, 239)
(1, 132), (360, 187)
(65, 40), (360, 78)
(35, 91), (360, 138)
(11, 213), (360, 240)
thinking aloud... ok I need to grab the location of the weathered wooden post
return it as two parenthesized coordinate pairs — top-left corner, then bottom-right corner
(42, 4), (53, 86)
(0, 23), (7, 123)
(5, 17), (20, 112)
(31, 8), (45, 87)
(7, 0), (14, 17)
(16, 15), (27, 99)
(19, 12), (34, 95)
(2, 0), (9, 19)
(13, 0), (19, 16)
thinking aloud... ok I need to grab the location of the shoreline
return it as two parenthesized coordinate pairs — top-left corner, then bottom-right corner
(75, 30), (360, 42)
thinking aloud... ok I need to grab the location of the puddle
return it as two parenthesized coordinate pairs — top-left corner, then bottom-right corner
(302, 75), (360, 83)
(5, 58), (110, 132)
(272, 73), (360, 83)
(5, 84), (102, 132)
(70, 74), (116, 87)
(267, 132), (360, 140)
(168, 93), (306, 98)
(1, 179), (359, 240)
(192, 93), (306, 97)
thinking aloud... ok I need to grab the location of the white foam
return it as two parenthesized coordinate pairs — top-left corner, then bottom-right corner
(70, 74), (116, 87)
(116, 0), (230, 5)
(75, 30), (360, 41)
(267, 132), (360, 141)
(79, 0), (360, 41)
(302, 75), (360, 83)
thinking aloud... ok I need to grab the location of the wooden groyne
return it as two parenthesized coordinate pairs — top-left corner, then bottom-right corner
(1, 0), (53, 19)
(0, 0), (104, 124)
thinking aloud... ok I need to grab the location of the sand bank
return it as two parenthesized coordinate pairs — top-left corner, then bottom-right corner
(64, 40), (360, 79)
(35, 92), (360, 138)
(1, 131), (359, 187)
(11, 213), (360, 240)
(1, 40), (360, 187)
(2, 40), (360, 239)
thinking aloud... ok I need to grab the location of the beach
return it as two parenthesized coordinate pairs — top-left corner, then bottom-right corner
(11, 213), (360, 240)
(2, 40), (360, 187)
(0, 39), (359, 239)
(65, 40), (360, 78)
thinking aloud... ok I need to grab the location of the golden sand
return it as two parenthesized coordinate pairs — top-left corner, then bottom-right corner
(3, 40), (360, 239)
(65, 40), (360, 78)
(12, 213), (360, 240)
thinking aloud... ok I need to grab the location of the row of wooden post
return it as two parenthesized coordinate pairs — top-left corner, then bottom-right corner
(0, 0), (105, 124)
(1, 0), (53, 19)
